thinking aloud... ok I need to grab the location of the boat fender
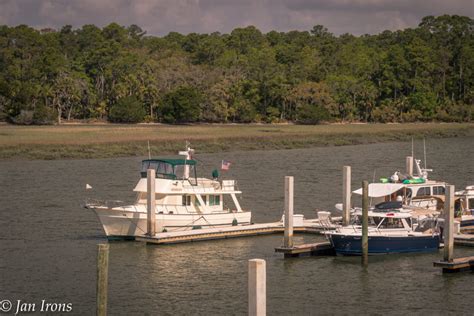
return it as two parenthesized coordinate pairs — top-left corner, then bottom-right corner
(232, 218), (238, 226)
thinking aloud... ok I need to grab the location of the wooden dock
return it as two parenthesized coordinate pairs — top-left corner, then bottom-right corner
(275, 241), (335, 257)
(136, 220), (338, 245)
(433, 256), (474, 272)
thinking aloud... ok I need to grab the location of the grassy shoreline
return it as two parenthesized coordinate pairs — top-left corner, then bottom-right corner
(0, 123), (472, 160)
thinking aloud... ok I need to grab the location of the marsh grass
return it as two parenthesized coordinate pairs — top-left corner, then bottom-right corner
(0, 123), (472, 160)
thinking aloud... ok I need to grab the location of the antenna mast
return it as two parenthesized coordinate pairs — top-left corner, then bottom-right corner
(423, 138), (427, 169)
(147, 140), (151, 159)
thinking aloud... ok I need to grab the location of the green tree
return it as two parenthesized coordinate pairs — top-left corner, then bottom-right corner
(108, 95), (145, 123)
(160, 86), (203, 123)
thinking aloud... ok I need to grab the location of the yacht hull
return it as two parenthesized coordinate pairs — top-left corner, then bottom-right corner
(92, 207), (252, 239)
(328, 234), (440, 255)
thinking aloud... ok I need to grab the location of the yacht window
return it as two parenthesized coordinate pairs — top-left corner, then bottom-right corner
(433, 186), (445, 195)
(416, 187), (431, 196)
(469, 199), (474, 210)
(182, 195), (191, 206)
(157, 162), (173, 175)
(209, 195), (221, 206)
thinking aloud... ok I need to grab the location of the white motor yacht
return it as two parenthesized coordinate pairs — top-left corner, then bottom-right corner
(86, 147), (251, 239)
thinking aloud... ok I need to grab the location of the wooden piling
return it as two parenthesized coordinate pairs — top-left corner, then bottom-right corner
(248, 259), (266, 316)
(406, 156), (413, 177)
(362, 180), (369, 266)
(147, 168), (156, 236)
(444, 185), (455, 262)
(342, 166), (351, 226)
(284, 176), (294, 248)
(97, 244), (109, 316)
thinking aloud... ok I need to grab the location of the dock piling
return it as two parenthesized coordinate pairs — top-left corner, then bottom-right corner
(406, 156), (414, 177)
(96, 243), (109, 316)
(147, 168), (156, 236)
(284, 176), (294, 248)
(362, 180), (369, 266)
(342, 166), (351, 226)
(444, 185), (455, 262)
(248, 259), (266, 316)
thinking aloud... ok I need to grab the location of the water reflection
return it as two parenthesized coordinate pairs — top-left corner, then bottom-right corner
(0, 137), (473, 315)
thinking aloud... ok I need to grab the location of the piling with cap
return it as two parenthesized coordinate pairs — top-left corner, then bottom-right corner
(248, 259), (266, 316)
(147, 168), (156, 236)
(342, 166), (351, 226)
(406, 156), (414, 177)
(444, 185), (455, 262)
(97, 243), (109, 316)
(284, 176), (294, 248)
(362, 180), (369, 266)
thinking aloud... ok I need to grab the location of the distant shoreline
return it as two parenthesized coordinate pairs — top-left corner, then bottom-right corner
(1, 123), (472, 160)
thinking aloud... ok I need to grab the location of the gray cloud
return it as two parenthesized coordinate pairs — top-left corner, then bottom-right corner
(0, 0), (472, 35)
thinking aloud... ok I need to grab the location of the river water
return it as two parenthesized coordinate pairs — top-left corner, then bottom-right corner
(1, 137), (473, 315)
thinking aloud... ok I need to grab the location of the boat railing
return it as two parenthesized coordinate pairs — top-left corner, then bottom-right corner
(84, 198), (129, 208)
(182, 179), (237, 192)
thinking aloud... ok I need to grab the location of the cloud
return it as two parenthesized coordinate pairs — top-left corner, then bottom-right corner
(0, 0), (472, 35)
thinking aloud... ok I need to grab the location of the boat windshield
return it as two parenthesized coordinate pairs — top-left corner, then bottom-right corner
(141, 159), (197, 181)
(354, 215), (407, 229)
(375, 217), (405, 229)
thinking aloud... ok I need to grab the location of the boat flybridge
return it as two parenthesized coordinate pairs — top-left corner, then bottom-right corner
(378, 158), (447, 210)
(87, 147), (251, 239)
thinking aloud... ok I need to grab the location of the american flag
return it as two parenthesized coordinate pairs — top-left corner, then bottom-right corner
(221, 160), (231, 171)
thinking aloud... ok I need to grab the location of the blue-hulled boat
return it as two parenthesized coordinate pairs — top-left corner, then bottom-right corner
(325, 207), (441, 255)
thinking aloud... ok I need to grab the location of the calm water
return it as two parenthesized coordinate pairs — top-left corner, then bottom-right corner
(1, 137), (473, 315)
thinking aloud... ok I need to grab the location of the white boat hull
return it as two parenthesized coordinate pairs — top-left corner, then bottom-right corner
(92, 207), (252, 239)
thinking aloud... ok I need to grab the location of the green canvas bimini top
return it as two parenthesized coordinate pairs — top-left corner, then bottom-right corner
(142, 158), (197, 166)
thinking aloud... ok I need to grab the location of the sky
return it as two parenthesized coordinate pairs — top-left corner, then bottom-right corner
(0, 0), (473, 36)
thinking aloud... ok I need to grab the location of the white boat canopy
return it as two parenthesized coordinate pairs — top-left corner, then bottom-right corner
(352, 183), (405, 198)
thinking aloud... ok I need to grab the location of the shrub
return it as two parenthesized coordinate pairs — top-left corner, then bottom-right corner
(371, 104), (399, 123)
(265, 106), (280, 123)
(108, 96), (145, 123)
(296, 104), (330, 124)
(11, 110), (34, 125)
(160, 87), (203, 123)
(32, 105), (55, 125)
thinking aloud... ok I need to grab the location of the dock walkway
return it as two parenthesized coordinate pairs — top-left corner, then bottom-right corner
(136, 219), (338, 245)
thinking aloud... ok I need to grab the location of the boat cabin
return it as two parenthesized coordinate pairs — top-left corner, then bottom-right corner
(141, 159), (197, 183)
(353, 182), (445, 210)
(455, 186), (474, 216)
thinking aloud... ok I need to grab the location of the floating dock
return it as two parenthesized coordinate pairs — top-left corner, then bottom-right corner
(433, 256), (474, 272)
(275, 241), (335, 257)
(136, 219), (338, 245)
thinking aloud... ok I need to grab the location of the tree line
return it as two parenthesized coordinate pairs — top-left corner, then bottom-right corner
(0, 15), (472, 124)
